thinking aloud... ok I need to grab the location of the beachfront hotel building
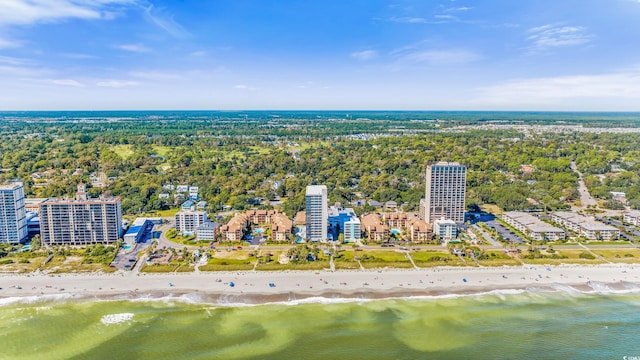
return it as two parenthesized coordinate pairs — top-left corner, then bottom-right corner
(306, 185), (328, 242)
(39, 184), (122, 246)
(175, 210), (208, 235)
(424, 162), (466, 224)
(328, 206), (361, 243)
(551, 212), (619, 240)
(0, 181), (28, 244)
(434, 217), (457, 242)
(501, 211), (565, 241)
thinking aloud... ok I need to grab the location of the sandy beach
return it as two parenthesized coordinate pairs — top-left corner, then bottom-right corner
(1, 264), (639, 304)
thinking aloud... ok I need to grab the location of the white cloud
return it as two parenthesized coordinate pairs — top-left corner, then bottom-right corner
(0, 55), (30, 66)
(443, 6), (473, 12)
(526, 24), (593, 52)
(393, 48), (481, 65)
(351, 50), (378, 61)
(129, 71), (183, 81)
(143, 4), (189, 38)
(0, 0), (135, 26)
(96, 80), (139, 87)
(389, 17), (427, 24)
(476, 67), (640, 108)
(233, 84), (257, 91)
(0, 35), (22, 49)
(60, 53), (97, 59)
(52, 79), (84, 87)
(116, 44), (151, 53)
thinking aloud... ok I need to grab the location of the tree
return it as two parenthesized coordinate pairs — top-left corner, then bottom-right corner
(30, 235), (42, 251)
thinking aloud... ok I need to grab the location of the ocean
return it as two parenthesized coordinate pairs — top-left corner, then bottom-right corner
(1, 288), (639, 359)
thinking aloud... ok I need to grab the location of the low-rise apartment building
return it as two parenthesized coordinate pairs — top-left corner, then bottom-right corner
(383, 212), (411, 229)
(623, 211), (640, 226)
(360, 213), (389, 242)
(408, 217), (432, 243)
(502, 211), (565, 241)
(219, 210), (292, 242)
(551, 212), (619, 240)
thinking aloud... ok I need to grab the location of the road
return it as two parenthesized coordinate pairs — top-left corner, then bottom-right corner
(156, 218), (201, 251)
(472, 224), (501, 246)
(571, 161), (598, 208)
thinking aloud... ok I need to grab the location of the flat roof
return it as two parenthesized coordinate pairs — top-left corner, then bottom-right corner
(306, 185), (327, 196)
(580, 221), (618, 231)
(0, 182), (23, 190)
(42, 197), (121, 205)
(528, 224), (564, 233)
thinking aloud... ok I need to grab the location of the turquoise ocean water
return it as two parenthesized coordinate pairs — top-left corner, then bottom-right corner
(1, 288), (639, 360)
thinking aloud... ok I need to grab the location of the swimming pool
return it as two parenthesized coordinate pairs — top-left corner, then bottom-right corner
(390, 229), (401, 235)
(254, 228), (265, 234)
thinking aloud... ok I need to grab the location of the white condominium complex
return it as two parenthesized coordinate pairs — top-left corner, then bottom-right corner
(39, 185), (122, 246)
(0, 181), (28, 244)
(175, 210), (208, 235)
(305, 185), (328, 242)
(424, 162), (466, 224)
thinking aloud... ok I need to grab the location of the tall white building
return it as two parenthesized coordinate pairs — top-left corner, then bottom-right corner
(0, 181), (28, 244)
(306, 185), (328, 242)
(175, 210), (208, 235)
(424, 162), (466, 224)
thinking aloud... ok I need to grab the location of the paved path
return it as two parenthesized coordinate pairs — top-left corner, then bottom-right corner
(404, 251), (419, 269)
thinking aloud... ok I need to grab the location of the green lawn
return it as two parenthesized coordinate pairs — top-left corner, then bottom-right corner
(111, 144), (135, 159)
(152, 145), (172, 157)
(477, 251), (521, 266)
(199, 257), (254, 271)
(591, 249), (640, 263)
(141, 263), (181, 273)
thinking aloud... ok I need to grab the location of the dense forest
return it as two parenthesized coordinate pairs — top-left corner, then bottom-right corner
(1, 113), (640, 217)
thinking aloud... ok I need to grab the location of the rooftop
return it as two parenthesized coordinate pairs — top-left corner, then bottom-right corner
(306, 185), (327, 196)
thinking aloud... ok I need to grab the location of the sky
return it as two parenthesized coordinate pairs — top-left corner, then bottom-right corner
(1, 0), (640, 111)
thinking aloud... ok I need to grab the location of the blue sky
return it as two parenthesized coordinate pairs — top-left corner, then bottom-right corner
(1, 0), (640, 110)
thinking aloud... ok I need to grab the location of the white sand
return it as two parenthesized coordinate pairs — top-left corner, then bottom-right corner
(1, 264), (639, 302)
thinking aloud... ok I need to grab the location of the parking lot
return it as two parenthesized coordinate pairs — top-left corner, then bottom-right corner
(484, 219), (526, 244)
(111, 226), (155, 271)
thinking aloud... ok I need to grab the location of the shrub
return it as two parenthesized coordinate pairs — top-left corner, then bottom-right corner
(579, 252), (596, 260)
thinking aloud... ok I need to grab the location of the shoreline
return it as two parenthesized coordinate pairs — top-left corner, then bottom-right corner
(1, 264), (640, 305)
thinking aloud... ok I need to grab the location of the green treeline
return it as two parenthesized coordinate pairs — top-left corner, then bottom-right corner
(1, 118), (640, 216)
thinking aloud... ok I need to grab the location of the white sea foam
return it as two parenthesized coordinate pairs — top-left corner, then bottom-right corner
(586, 281), (614, 293)
(0, 293), (75, 307)
(100, 313), (134, 325)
